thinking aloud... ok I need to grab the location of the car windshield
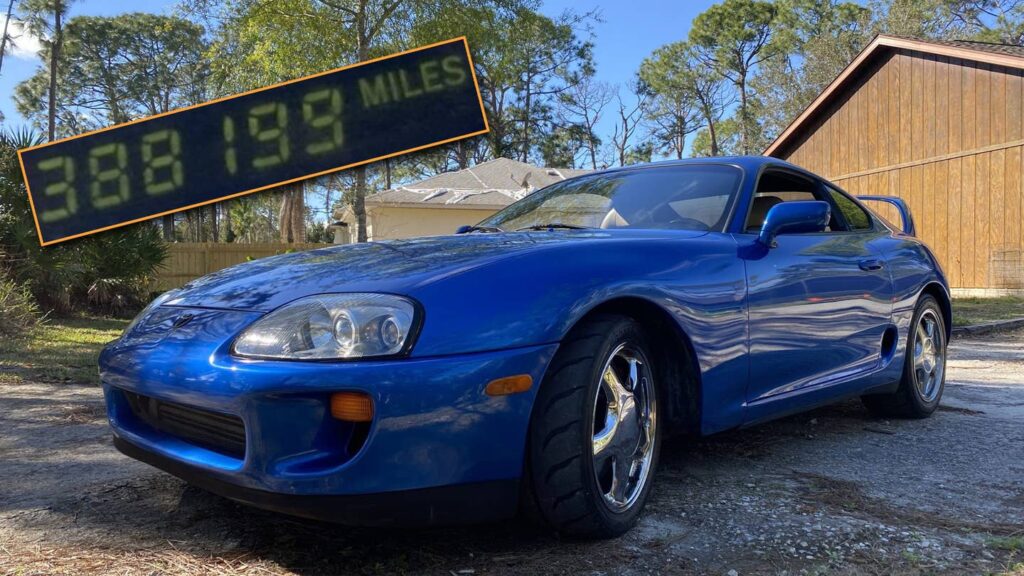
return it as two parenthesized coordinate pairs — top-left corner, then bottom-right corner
(479, 164), (743, 232)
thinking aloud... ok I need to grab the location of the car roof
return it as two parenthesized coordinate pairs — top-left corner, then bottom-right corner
(585, 156), (808, 177)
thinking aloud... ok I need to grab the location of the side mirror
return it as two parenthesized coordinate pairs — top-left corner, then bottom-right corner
(758, 201), (831, 247)
(455, 225), (473, 235)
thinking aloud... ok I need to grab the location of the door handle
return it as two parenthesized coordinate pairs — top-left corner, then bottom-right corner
(859, 259), (884, 271)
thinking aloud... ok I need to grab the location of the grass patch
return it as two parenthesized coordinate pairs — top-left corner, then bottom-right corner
(990, 536), (1024, 552)
(0, 315), (128, 385)
(952, 296), (1024, 327)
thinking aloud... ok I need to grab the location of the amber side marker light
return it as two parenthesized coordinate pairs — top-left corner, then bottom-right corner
(330, 392), (374, 422)
(485, 374), (533, 396)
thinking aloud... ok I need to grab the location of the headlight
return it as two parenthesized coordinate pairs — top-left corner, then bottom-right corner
(232, 293), (419, 360)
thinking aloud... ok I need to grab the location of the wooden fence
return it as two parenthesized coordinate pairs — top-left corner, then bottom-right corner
(154, 242), (329, 290)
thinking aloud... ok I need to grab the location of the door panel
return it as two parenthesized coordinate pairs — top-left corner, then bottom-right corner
(742, 231), (893, 403)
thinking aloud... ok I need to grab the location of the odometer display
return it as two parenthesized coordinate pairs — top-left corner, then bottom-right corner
(18, 38), (488, 245)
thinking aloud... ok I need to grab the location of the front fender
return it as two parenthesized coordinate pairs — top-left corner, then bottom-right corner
(406, 234), (750, 433)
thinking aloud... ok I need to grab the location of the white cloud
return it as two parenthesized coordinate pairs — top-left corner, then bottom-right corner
(1, 17), (43, 60)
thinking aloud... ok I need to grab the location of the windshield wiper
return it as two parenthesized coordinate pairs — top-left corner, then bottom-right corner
(456, 225), (504, 234)
(516, 223), (590, 231)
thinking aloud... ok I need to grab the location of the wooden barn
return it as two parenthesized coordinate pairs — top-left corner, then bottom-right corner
(765, 35), (1024, 295)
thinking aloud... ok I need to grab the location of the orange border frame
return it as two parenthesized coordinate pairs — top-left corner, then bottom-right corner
(18, 37), (490, 246)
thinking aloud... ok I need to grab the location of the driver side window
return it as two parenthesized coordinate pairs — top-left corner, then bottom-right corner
(746, 171), (836, 233)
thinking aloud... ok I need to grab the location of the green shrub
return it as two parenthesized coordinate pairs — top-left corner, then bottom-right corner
(78, 224), (168, 315)
(1, 128), (79, 312)
(0, 274), (43, 337)
(1, 129), (168, 316)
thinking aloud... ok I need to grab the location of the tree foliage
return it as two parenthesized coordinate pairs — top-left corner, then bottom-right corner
(751, 0), (870, 144)
(19, 0), (73, 141)
(15, 13), (209, 132)
(639, 41), (730, 158)
(688, 0), (779, 154)
(8, 0), (1024, 257)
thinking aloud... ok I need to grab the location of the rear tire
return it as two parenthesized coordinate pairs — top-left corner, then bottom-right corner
(862, 294), (947, 419)
(525, 314), (661, 538)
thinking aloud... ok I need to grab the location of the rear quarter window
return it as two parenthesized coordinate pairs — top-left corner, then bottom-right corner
(828, 187), (873, 231)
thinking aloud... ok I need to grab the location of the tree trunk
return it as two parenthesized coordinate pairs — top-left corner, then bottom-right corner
(708, 118), (719, 156)
(350, 28), (370, 243)
(199, 206), (208, 242)
(211, 204), (219, 242)
(699, 98), (719, 157)
(46, 5), (63, 142)
(290, 183), (305, 242)
(161, 215), (174, 241)
(277, 186), (306, 243)
(455, 141), (469, 170)
(521, 85), (532, 162)
(279, 190), (292, 243)
(354, 167), (368, 242)
(738, 74), (748, 155)
(0, 0), (15, 76)
(224, 211), (235, 243)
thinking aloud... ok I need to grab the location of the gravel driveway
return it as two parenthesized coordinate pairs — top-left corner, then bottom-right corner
(1, 330), (1022, 575)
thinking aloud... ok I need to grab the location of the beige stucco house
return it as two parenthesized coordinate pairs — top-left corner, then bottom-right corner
(332, 158), (589, 243)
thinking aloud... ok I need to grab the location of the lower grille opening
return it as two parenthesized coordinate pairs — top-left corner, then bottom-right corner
(122, 390), (246, 459)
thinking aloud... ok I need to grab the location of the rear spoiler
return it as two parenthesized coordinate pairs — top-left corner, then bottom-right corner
(856, 195), (915, 236)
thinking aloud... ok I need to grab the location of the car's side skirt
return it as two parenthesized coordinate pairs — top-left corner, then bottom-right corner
(740, 369), (901, 429)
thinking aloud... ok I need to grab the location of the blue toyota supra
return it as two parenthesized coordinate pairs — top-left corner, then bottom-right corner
(100, 156), (950, 538)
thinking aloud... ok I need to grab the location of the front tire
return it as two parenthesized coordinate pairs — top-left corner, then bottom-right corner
(526, 314), (661, 538)
(862, 294), (947, 418)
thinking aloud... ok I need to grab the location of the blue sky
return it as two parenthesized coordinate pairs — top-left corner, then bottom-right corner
(1, 0), (715, 136)
(0, 0), (161, 124)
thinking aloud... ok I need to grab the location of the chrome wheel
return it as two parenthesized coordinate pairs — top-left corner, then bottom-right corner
(591, 343), (657, 512)
(913, 309), (945, 402)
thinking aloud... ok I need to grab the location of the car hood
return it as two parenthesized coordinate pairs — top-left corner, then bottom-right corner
(163, 231), (704, 312)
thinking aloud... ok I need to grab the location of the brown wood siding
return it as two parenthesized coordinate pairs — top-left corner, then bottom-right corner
(775, 48), (1024, 290)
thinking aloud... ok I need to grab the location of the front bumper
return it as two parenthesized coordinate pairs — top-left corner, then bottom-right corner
(100, 306), (558, 522)
(113, 436), (520, 525)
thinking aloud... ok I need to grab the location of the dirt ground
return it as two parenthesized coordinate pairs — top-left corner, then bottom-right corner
(1, 330), (1022, 575)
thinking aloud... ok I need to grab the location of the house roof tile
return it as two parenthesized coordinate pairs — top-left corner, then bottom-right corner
(366, 158), (590, 208)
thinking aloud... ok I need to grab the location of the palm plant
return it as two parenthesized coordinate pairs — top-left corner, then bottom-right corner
(0, 127), (81, 311)
(1, 128), (167, 314)
(78, 223), (167, 314)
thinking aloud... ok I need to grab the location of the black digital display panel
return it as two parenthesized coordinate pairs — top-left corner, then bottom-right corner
(18, 38), (488, 245)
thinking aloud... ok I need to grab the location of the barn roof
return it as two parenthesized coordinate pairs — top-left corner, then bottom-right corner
(764, 34), (1024, 157)
(364, 158), (590, 209)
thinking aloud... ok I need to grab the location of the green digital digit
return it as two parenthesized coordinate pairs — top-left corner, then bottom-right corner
(37, 156), (77, 223)
(223, 116), (237, 175)
(89, 142), (129, 209)
(142, 129), (183, 196)
(248, 102), (289, 169)
(302, 88), (343, 155)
